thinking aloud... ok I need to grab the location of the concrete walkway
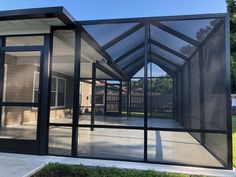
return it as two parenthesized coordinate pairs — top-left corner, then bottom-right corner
(0, 153), (235, 177)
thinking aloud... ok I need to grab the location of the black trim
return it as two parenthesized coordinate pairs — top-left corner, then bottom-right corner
(0, 7), (231, 169)
(143, 23), (149, 161)
(49, 123), (228, 133)
(0, 139), (38, 154)
(72, 30), (81, 156)
(102, 23), (144, 50)
(78, 13), (227, 25)
(1, 46), (43, 52)
(151, 22), (200, 46)
(114, 42), (144, 64)
(150, 39), (188, 61)
(90, 63), (96, 131)
(96, 61), (121, 80)
(2, 102), (38, 107)
(38, 34), (51, 154)
(225, 15), (233, 169)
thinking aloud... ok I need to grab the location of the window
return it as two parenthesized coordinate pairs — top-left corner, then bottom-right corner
(33, 72), (66, 107)
(89, 85), (92, 104)
(3, 64), (7, 102)
(33, 72), (39, 103)
(79, 83), (82, 105)
(57, 78), (66, 107)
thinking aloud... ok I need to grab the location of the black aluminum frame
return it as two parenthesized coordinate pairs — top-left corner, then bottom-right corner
(0, 7), (231, 170)
(0, 34), (50, 154)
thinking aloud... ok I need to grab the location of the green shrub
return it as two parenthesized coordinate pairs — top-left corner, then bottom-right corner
(32, 163), (203, 177)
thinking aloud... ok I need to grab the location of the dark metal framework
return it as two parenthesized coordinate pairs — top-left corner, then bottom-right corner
(0, 7), (232, 170)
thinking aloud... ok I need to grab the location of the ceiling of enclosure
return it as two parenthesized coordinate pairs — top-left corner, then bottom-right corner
(81, 17), (223, 77)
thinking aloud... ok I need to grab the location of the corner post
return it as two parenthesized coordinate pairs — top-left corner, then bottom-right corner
(72, 29), (81, 157)
(91, 63), (96, 131)
(127, 80), (130, 117)
(38, 34), (51, 155)
(199, 47), (205, 145)
(119, 80), (122, 115)
(0, 36), (5, 128)
(144, 22), (149, 161)
(104, 80), (107, 115)
(225, 15), (232, 169)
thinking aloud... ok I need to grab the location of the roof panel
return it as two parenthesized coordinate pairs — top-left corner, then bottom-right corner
(161, 18), (221, 42)
(83, 23), (138, 46)
(124, 57), (144, 74)
(117, 47), (144, 68)
(150, 24), (196, 57)
(106, 27), (145, 60)
(151, 44), (185, 66)
(151, 54), (178, 73)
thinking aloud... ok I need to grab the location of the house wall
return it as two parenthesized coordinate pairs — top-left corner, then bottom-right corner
(49, 71), (74, 120)
(80, 81), (92, 113)
(2, 54), (76, 126)
(2, 54), (38, 127)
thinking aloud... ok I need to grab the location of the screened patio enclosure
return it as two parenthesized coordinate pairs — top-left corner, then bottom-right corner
(0, 7), (232, 169)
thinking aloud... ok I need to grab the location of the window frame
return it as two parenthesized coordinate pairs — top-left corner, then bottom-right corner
(33, 71), (66, 108)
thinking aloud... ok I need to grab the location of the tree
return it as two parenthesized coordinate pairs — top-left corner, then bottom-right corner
(226, 0), (236, 93)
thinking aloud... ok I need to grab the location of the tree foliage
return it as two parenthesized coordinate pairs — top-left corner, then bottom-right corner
(227, 0), (236, 93)
(131, 78), (173, 93)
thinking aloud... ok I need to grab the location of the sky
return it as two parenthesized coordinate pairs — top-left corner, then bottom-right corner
(0, 0), (227, 21)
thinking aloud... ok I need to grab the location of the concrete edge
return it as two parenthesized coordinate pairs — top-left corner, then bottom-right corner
(23, 162), (48, 177)
(20, 155), (236, 177)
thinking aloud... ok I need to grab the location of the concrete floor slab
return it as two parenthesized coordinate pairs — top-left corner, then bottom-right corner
(0, 152), (235, 177)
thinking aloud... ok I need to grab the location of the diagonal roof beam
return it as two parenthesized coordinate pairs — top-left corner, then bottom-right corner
(181, 19), (224, 69)
(151, 52), (181, 68)
(150, 58), (175, 76)
(128, 61), (145, 77)
(114, 42), (144, 63)
(150, 39), (188, 61)
(102, 23), (144, 50)
(152, 22), (200, 47)
(122, 55), (144, 71)
(128, 58), (175, 78)
(79, 25), (129, 80)
(151, 55), (178, 74)
(96, 61), (122, 80)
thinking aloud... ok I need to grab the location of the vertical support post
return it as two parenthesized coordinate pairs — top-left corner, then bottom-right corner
(129, 80), (132, 116)
(72, 30), (81, 157)
(0, 37), (5, 128)
(199, 47), (205, 145)
(127, 80), (130, 117)
(119, 81), (122, 115)
(180, 71), (184, 126)
(144, 22), (149, 161)
(38, 34), (51, 154)
(173, 76), (176, 120)
(91, 63), (96, 131)
(225, 15), (232, 169)
(175, 73), (179, 123)
(150, 62), (152, 118)
(188, 62), (191, 128)
(104, 80), (107, 115)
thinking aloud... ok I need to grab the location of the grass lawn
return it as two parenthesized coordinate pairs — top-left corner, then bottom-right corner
(233, 115), (236, 168)
(32, 163), (204, 177)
